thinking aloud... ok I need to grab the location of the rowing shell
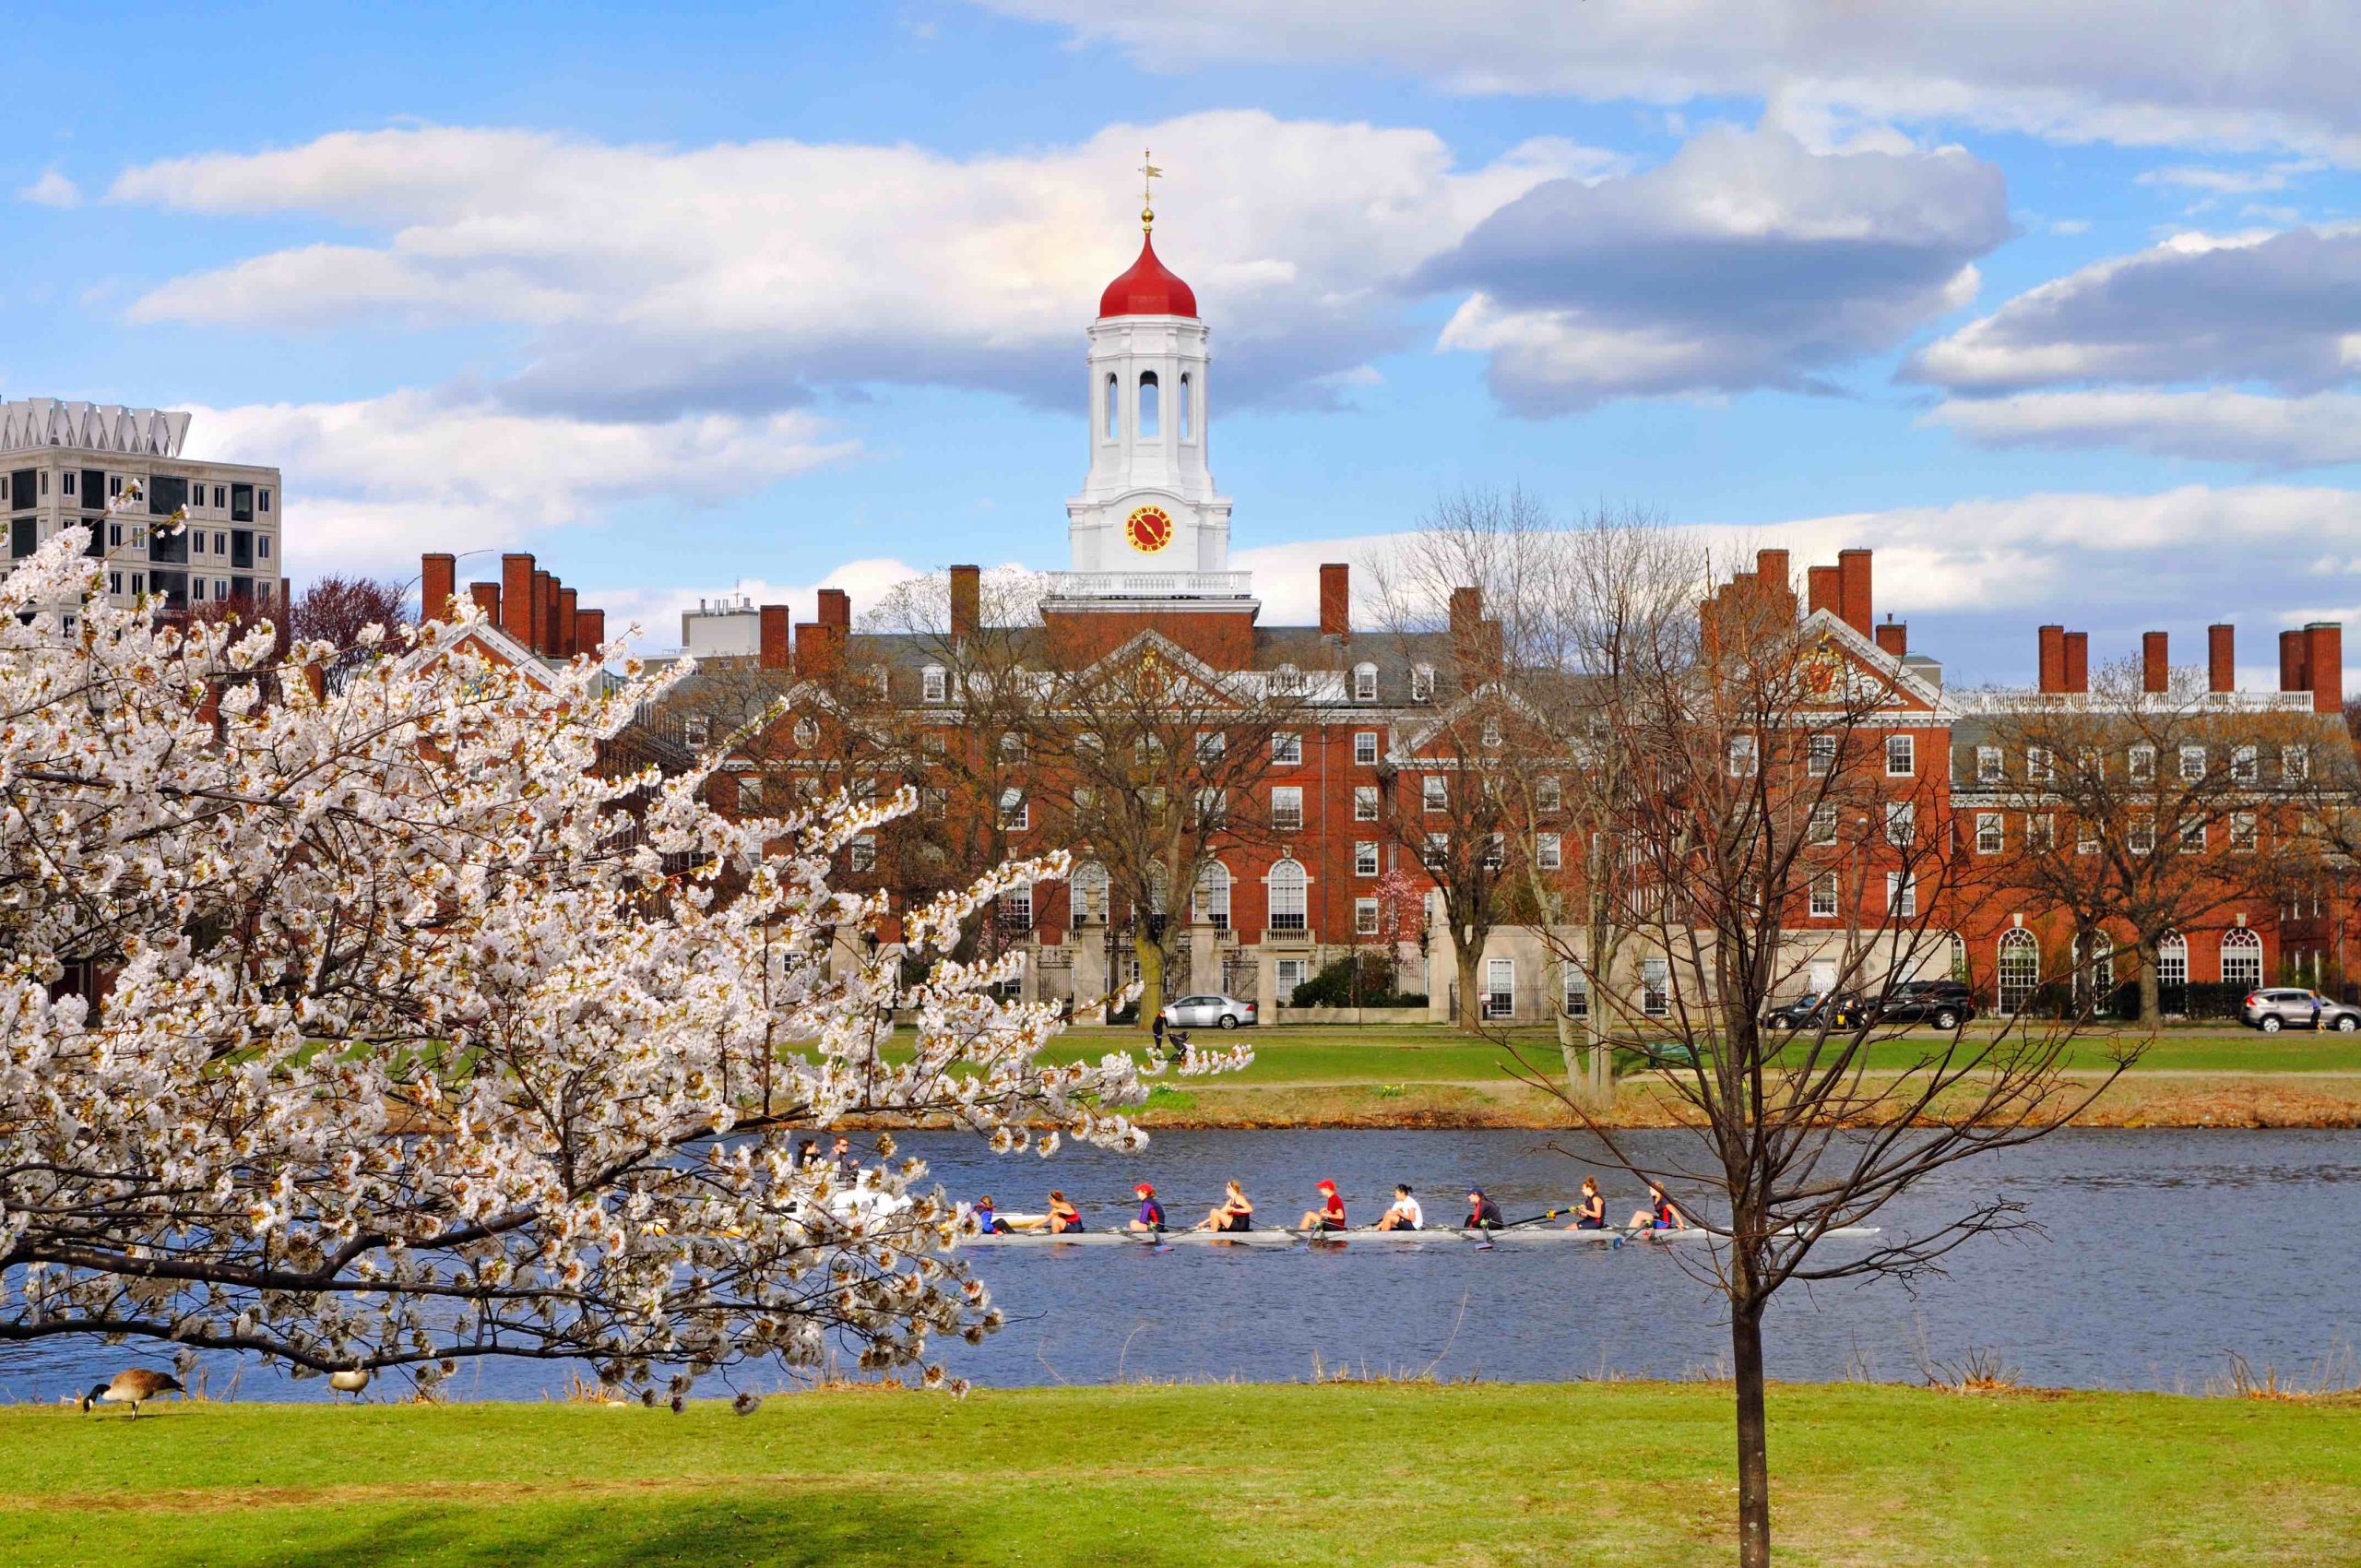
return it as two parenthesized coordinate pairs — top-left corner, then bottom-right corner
(956, 1226), (1880, 1248)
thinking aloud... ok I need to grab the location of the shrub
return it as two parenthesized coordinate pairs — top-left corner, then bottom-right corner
(1289, 953), (1424, 1009)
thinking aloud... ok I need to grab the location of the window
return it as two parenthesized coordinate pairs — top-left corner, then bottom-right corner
(1178, 373), (1192, 440)
(1481, 833), (1505, 870)
(2028, 814), (2057, 850)
(1810, 873), (1838, 918)
(1536, 832), (1561, 871)
(2076, 815), (2100, 854)
(1975, 745), (2001, 783)
(1536, 775), (1561, 814)
(1410, 664), (1435, 702)
(1976, 813), (2003, 854)
(1641, 957), (1670, 1017)
(1137, 370), (1159, 437)
(1268, 860), (1308, 932)
(1355, 841), (1380, 876)
(2129, 815), (2155, 855)
(259, 488), (271, 512)
(1354, 731), (1379, 766)
(999, 885), (1032, 932)
(1563, 968), (1590, 1018)
(2178, 745), (2207, 781)
(1270, 731), (1301, 765)
(2231, 746), (2258, 784)
(2027, 747), (2054, 783)
(999, 788), (1028, 831)
(1354, 663), (1377, 701)
(107, 523), (122, 548)
(1884, 802), (1915, 846)
(130, 573), (143, 595)
(1271, 663), (1305, 695)
(1104, 373), (1119, 438)
(1422, 776), (1447, 813)
(921, 731), (946, 758)
(1482, 718), (1503, 748)
(1808, 734), (1836, 777)
(1728, 735), (1759, 777)
(2284, 745), (2310, 783)
(848, 834), (875, 872)
(1354, 785), (1379, 822)
(682, 716), (710, 749)
(1073, 785), (1095, 812)
(1075, 731), (1102, 756)
(1271, 786), (1304, 831)
(1275, 957), (1310, 999)
(1997, 928), (2040, 1014)
(1423, 832), (1449, 869)
(2129, 744), (2155, 783)
(2158, 932), (2189, 993)
(213, 531), (226, 554)
(921, 787), (946, 820)
(1808, 803), (1837, 846)
(1134, 735), (1164, 766)
(922, 666), (945, 703)
(2178, 819), (2205, 854)
(2220, 928), (2263, 988)
(107, 570), (121, 594)
(1194, 789), (1228, 829)
(1887, 873), (1916, 920)
(1197, 731), (1227, 762)
(60, 470), (75, 496)
(2231, 812), (2258, 851)
(1355, 897), (1381, 936)
(109, 474), (123, 498)
(212, 485), (226, 509)
(1484, 957), (1515, 1020)
(1192, 863), (1231, 930)
(257, 537), (269, 559)
(190, 576), (205, 600)
(1886, 735), (1916, 777)
(1072, 862), (1108, 923)
(1000, 732), (1025, 761)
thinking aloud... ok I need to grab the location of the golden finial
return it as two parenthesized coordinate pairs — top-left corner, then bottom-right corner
(1139, 148), (1162, 231)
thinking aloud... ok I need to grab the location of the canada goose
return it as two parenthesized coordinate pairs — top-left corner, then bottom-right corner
(327, 1368), (371, 1398)
(79, 1368), (184, 1418)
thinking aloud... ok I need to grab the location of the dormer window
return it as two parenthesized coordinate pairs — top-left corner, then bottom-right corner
(1410, 664), (1435, 702)
(1273, 663), (1305, 695)
(683, 716), (710, 750)
(922, 665), (946, 703)
(1353, 662), (1377, 701)
(792, 717), (820, 748)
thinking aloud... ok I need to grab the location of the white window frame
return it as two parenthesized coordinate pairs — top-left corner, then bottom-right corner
(2178, 745), (2207, 781)
(2129, 815), (2155, 855)
(1641, 957), (1670, 1017)
(1536, 775), (1561, 814)
(1536, 832), (1561, 871)
(921, 666), (946, 703)
(1810, 873), (1838, 918)
(1353, 663), (1377, 701)
(1354, 897), (1380, 937)
(1355, 840), (1380, 876)
(1884, 801), (1915, 847)
(1481, 833), (1505, 870)
(999, 789), (1028, 831)
(2178, 818), (2205, 855)
(1354, 731), (1379, 766)
(1808, 734), (1836, 778)
(1976, 813), (2003, 854)
(1270, 731), (1302, 766)
(1729, 735), (1759, 777)
(1267, 860), (1309, 932)
(1975, 745), (2001, 783)
(682, 715), (710, 749)
(1423, 832), (1449, 869)
(1410, 664), (1435, 702)
(1422, 776), (1447, 814)
(1808, 803), (1837, 846)
(2027, 746), (2054, 784)
(2230, 811), (2258, 852)
(1563, 968), (1589, 1018)
(2130, 744), (2156, 784)
(1271, 786), (1304, 832)
(848, 834), (875, 872)
(1197, 731), (1227, 762)
(2283, 745), (2310, 783)
(1887, 873), (1916, 920)
(2231, 745), (2257, 784)
(1354, 785), (1380, 822)
(1886, 734), (1916, 778)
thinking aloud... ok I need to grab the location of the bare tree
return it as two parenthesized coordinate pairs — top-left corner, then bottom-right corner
(1508, 547), (2128, 1568)
(290, 574), (413, 650)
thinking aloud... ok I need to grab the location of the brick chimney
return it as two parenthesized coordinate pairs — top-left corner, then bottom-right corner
(1319, 563), (1350, 638)
(555, 586), (578, 659)
(573, 606), (605, 653)
(1836, 549), (1873, 638)
(1754, 548), (1791, 614)
(1806, 564), (1841, 618)
(469, 581), (501, 621)
(500, 554), (535, 645)
(2305, 622), (2343, 715)
(421, 552), (456, 623)
(759, 604), (791, 671)
(2142, 631), (2168, 694)
(949, 564), (980, 644)
(1874, 619), (1907, 658)
(2062, 631), (2088, 695)
(1448, 585), (1482, 647)
(2280, 629), (2309, 695)
(817, 587), (851, 629)
(2037, 624), (2066, 693)
(796, 620), (840, 676)
(526, 568), (551, 654)
(2209, 624), (2236, 693)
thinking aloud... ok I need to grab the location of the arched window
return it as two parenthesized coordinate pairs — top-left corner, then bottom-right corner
(1267, 859), (1309, 933)
(1072, 861), (1108, 924)
(1105, 373), (1119, 439)
(1192, 862), (1231, 931)
(1138, 371), (1160, 438)
(2220, 927), (2263, 987)
(1179, 372), (1192, 440)
(2157, 931), (2188, 991)
(1997, 928), (2040, 1014)
(2074, 933), (2115, 1015)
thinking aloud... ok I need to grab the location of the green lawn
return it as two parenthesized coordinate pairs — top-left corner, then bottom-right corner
(7, 1382), (2353, 1566)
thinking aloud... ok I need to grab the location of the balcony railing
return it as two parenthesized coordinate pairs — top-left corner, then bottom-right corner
(1046, 570), (1254, 600)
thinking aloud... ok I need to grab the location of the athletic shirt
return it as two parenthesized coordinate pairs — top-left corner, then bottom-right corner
(1654, 1196), (1676, 1227)
(1469, 1197), (1503, 1229)
(974, 1205), (996, 1229)
(1394, 1196), (1424, 1229)
(1138, 1197), (1165, 1228)
(1319, 1193), (1346, 1223)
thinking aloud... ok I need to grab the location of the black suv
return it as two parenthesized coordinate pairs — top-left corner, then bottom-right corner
(1762, 992), (1866, 1031)
(1873, 979), (1977, 1031)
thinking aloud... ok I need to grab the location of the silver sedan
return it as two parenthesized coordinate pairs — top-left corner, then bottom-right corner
(1158, 993), (1258, 1030)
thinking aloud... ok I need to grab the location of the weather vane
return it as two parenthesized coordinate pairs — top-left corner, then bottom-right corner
(1140, 148), (1162, 231)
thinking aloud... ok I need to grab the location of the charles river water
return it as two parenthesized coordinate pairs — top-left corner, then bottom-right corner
(7, 1128), (2356, 1403)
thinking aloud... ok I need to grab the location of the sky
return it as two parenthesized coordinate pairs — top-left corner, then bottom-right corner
(6, 1), (2361, 685)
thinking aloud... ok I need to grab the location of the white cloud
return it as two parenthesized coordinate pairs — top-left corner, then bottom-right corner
(2135, 163), (2312, 196)
(18, 170), (79, 208)
(979, 1), (2361, 164)
(1419, 124), (2009, 410)
(109, 115), (1600, 415)
(190, 389), (859, 579)
(1928, 388), (2361, 469)
(597, 560), (927, 653)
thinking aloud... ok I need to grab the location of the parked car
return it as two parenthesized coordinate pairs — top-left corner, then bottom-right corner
(1158, 992), (1258, 1030)
(2239, 988), (2361, 1033)
(1873, 979), (1978, 1031)
(1762, 991), (1865, 1031)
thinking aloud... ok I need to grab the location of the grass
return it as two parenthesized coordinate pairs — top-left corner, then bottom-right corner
(7, 1381), (2355, 1565)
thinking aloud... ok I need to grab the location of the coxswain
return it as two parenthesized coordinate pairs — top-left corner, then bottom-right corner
(1564, 1177), (1608, 1230)
(1375, 1183), (1424, 1231)
(971, 1195), (1014, 1235)
(1465, 1188), (1505, 1230)
(1130, 1182), (1167, 1233)
(1297, 1180), (1347, 1232)
(1629, 1182), (1691, 1232)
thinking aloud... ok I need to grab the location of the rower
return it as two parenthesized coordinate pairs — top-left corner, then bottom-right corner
(1130, 1182), (1167, 1233)
(1465, 1188), (1505, 1230)
(831, 1136), (860, 1182)
(1297, 1180), (1347, 1232)
(1564, 1177), (1607, 1230)
(1193, 1180), (1254, 1233)
(1375, 1183), (1423, 1231)
(1629, 1182), (1691, 1232)
(971, 1195), (1014, 1235)
(1045, 1190), (1086, 1234)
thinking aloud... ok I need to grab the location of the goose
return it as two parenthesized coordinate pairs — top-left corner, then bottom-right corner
(79, 1368), (184, 1418)
(327, 1368), (372, 1398)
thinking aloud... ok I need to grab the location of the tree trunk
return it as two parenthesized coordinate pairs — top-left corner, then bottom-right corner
(1731, 1295), (1772, 1568)
(1137, 940), (1167, 1032)
(2136, 936), (2162, 1030)
(1454, 941), (1485, 1034)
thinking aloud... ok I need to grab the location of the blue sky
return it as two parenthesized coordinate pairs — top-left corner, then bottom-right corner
(6, 2), (2361, 685)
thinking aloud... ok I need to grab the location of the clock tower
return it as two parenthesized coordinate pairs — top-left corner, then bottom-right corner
(1052, 163), (1246, 613)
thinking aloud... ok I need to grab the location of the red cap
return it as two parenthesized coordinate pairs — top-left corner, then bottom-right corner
(1135, 1182), (1155, 1196)
(1316, 1179), (1337, 1192)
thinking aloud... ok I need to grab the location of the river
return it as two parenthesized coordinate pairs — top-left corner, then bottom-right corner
(8, 1128), (2355, 1402)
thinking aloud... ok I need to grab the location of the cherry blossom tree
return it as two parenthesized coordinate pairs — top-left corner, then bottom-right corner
(0, 528), (1241, 1398)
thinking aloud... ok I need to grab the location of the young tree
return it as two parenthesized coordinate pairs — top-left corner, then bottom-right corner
(291, 574), (414, 650)
(1516, 548), (2126, 1568)
(0, 529), (1240, 1395)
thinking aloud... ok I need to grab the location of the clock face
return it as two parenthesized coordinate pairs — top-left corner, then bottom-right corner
(1124, 505), (1174, 554)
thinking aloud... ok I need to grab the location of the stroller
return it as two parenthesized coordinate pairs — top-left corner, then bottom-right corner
(1163, 1026), (1193, 1064)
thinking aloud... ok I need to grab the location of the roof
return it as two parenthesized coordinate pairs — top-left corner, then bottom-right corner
(1, 398), (189, 457)
(1098, 232), (1197, 318)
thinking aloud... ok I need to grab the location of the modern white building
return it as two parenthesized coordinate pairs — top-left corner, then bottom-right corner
(1, 398), (284, 614)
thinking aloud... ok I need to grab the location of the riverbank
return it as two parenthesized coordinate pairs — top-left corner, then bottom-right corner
(1068, 1024), (2361, 1129)
(8, 1382), (2352, 1565)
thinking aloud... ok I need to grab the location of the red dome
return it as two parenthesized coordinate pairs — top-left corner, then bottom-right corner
(1098, 232), (1197, 318)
